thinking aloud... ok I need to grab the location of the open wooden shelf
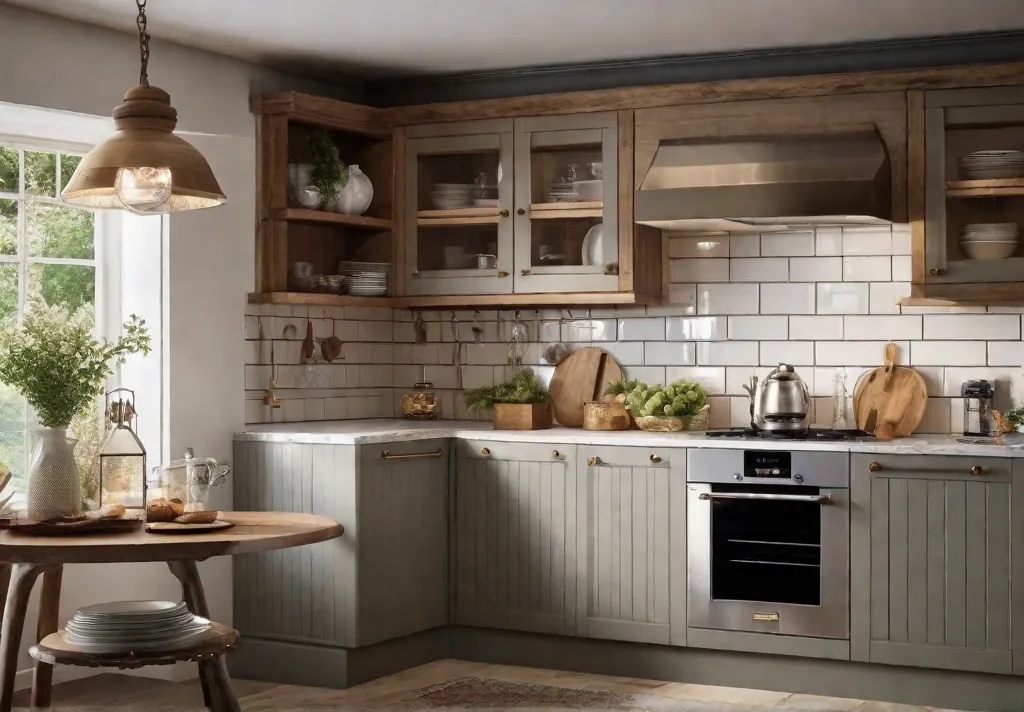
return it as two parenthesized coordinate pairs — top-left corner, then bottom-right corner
(529, 201), (603, 211)
(248, 292), (392, 307)
(946, 178), (1024, 197)
(416, 207), (501, 227)
(530, 208), (602, 220)
(276, 208), (392, 230)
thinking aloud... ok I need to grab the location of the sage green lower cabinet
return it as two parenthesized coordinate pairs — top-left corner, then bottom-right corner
(576, 446), (685, 646)
(453, 440), (577, 635)
(850, 454), (1013, 674)
(232, 438), (449, 649)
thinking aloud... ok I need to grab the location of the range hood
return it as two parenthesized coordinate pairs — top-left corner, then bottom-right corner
(635, 130), (892, 232)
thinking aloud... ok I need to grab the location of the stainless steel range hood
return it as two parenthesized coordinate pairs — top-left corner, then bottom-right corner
(635, 130), (892, 232)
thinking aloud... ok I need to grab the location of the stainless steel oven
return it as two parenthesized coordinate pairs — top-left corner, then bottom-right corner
(687, 449), (849, 639)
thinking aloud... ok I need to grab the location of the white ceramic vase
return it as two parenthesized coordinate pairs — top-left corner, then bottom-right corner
(26, 427), (81, 521)
(333, 165), (374, 215)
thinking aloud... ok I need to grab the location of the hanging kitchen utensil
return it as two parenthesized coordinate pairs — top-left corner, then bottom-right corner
(413, 313), (427, 343)
(297, 320), (328, 388)
(507, 310), (527, 376)
(853, 343), (927, 437)
(548, 347), (623, 427)
(320, 335), (343, 363)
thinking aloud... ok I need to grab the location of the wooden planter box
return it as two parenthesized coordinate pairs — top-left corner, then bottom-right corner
(493, 403), (552, 431)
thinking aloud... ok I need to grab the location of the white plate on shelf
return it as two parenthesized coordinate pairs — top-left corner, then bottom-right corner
(581, 223), (604, 267)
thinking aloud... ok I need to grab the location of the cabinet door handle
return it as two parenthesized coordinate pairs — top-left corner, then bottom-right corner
(497, 271), (509, 278)
(381, 449), (442, 460)
(650, 454), (662, 464)
(480, 447), (491, 456)
(869, 461), (984, 476)
(517, 208), (526, 215)
(521, 269), (531, 276)
(588, 456), (599, 466)
(499, 209), (510, 217)
(552, 449), (564, 460)
(929, 268), (945, 276)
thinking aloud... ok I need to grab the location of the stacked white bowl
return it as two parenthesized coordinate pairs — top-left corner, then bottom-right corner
(958, 223), (1019, 260)
(430, 183), (473, 210)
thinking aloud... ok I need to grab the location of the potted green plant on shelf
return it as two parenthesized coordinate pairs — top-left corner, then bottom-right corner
(625, 379), (709, 432)
(307, 128), (348, 210)
(463, 369), (552, 430)
(0, 300), (151, 520)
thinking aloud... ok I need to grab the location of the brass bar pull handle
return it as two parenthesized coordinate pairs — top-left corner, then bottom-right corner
(588, 457), (599, 466)
(650, 454), (662, 464)
(380, 449), (442, 460)
(552, 450), (564, 460)
(869, 461), (984, 476)
(480, 447), (491, 456)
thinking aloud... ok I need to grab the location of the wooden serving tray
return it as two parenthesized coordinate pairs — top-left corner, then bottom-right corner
(4, 517), (144, 536)
(146, 521), (235, 534)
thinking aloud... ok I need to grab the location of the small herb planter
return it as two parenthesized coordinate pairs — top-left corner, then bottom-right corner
(493, 403), (552, 431)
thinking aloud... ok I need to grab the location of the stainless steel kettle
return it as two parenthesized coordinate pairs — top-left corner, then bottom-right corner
(755, 364), (810, 431)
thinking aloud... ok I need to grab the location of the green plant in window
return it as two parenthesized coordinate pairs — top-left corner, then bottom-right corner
(307, 129), (348, 206)
(0, 298), (151, 428)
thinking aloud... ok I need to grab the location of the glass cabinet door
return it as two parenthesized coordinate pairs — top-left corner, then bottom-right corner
(405, 130), (513, 295)
(924, 88), (1024, 284)
(513, 113), (620, 294)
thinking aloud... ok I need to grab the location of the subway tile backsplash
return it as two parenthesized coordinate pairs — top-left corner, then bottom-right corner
(243, 224), (1024, 431)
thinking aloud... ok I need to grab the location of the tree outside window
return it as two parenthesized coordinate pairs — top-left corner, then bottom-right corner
(0, 142), (102, 503)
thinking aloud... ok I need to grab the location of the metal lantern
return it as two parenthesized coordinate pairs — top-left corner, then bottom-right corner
(99, 388), (147, 509)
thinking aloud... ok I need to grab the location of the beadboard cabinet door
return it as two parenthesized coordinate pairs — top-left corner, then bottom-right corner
(850, 454), (1013, 674)
(576, 446), (685, 646)
(232, 439), (449, 649)
(453, 440), (577, 635)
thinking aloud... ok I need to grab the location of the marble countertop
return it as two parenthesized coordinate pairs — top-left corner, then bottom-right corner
(234, 419), (1024, 458)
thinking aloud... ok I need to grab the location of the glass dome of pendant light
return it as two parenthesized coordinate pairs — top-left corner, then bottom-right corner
(60, 0), (226, 214)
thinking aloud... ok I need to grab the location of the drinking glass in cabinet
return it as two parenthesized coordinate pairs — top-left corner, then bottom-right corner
(530, 142), (603, 208)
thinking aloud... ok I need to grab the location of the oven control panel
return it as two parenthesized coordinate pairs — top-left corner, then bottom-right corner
(744, 450), (791, 478)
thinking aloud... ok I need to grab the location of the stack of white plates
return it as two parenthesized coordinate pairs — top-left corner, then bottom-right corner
(573, 179), (603, 201)
(958, 222), (1020, 260)
(958, 151), (1024, 180)
(344, 271), (388, 296)
(64, 601), (210, 653)
(430, 183), (473, 210)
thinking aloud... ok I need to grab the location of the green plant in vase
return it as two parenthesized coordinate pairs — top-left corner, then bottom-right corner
(307, 128), (348, 208)
(0, 299), (150, 519)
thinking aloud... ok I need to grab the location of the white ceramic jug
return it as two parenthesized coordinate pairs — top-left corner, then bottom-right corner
(334, 165), (374, 215)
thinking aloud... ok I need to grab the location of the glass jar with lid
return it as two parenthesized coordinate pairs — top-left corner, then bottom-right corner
(402, 382), (441, 420)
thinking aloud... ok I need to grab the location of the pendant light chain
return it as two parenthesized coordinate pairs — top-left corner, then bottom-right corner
(136, 0), (150, 86)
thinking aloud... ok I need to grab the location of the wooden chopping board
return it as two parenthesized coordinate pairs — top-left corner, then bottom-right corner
(548, 348), (623, 427)
(853, 343), (928, 437)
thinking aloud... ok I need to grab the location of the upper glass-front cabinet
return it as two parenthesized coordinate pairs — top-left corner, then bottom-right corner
(403, 113), (620, 297)
(513, 113), (619, 293)
(924, 86), (1024, 285)
(405, 119), (514, 296)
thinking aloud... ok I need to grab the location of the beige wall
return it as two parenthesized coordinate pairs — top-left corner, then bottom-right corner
(0, 4), (355, 686)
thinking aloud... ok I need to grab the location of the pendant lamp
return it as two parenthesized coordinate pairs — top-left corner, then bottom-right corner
(61, 0), (226, 214)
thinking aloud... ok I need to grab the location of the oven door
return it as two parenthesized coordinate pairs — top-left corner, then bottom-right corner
(687, 482), (849, 639)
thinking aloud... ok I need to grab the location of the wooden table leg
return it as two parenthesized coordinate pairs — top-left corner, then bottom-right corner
(168, 560), (240, 712)
(31, 565), (63, 708)
(0, 563), (44, 712)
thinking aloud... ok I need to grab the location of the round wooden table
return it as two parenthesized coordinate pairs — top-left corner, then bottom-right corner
(0, 511), (343, 712)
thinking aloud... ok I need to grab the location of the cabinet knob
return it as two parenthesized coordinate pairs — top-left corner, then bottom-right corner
(971, 465), (983, 476)
(497, 271), (509, 278)
(869, 461), (882, 472)
(929, 268), (944, 275)
(588, 457), (599, 466)
(552, 449), (564, 460)
(521, 269), (531, 276)
(480, 447), (491, 456)
(499, 209), (510, 217)
(517, 208), (526, 216)
(649, 454), (662, 464)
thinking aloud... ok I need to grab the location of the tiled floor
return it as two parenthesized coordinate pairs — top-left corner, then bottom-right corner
(14, 659), (965, 711)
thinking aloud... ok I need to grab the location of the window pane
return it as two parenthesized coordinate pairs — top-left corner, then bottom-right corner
(25, 151), (56, 198)
(0, 147), (17, 196)
(0, 264), (17, 326)
(27, 263), (95, 319)
(0, 199), (16, 256)
(0, 384), (27, 498)
(60, 154), (82, 192)
(26, 202), (94, 259)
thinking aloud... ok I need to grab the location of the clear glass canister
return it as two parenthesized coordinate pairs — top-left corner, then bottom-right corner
(401, 382), (440, 420)
(148, 449), (229, 512)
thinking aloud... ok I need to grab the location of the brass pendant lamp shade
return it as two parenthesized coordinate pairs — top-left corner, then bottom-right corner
(61, 0), (225, 214)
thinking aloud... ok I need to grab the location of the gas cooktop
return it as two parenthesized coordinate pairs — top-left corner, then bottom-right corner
(706, 427), (875, 441)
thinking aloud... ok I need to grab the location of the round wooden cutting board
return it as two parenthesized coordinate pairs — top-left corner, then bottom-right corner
(853, 343), (928, 437)
(548, 347), (623, 427)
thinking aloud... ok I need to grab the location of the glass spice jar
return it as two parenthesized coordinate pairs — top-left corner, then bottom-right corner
(402, 382), (440, 420)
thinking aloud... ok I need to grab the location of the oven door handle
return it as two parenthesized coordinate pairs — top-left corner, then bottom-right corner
(698, 492), (833, 505)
